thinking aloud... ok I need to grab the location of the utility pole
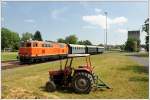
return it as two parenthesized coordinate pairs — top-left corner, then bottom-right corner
(104, 12), (108, 51)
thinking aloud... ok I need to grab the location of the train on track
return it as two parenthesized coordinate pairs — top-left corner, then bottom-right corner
(18, 40), (104, 63)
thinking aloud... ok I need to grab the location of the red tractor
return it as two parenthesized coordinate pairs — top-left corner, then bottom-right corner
(45, 54), (110, 93)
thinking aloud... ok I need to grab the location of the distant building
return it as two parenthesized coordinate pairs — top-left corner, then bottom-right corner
(128, 30), (140, 40)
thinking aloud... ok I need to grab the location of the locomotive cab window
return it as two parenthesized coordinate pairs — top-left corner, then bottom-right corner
(26, 43), (31, 47)
(33, 43), (38, 47)
(49, 43), (53, 47)
(59, 44), (64, 48)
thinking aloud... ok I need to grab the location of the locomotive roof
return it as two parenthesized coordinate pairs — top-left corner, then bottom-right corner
(21, 40), (66, 44)
(67, 54), (90, 58)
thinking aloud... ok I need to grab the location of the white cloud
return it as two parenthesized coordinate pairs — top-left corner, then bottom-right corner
(24, 19), (35, 23)
(82, 14), (128, 29)
(112, 17), (128, 25)
(116, 29), (127, 33)
(95, 8), (102, 13)
(83, 14), (112, 29)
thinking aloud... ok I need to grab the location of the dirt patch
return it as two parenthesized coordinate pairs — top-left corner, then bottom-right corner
(4, 87), (47, 99)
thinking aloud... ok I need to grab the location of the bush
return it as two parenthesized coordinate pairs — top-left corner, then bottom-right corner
(125, 38), (140, 52)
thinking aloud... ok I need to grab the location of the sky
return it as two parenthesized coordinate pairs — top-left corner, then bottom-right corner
(1, 1), (148, 45)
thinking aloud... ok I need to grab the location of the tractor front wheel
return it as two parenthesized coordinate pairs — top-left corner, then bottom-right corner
(72, 72), (93, 94)
(45, 81), (56, 92)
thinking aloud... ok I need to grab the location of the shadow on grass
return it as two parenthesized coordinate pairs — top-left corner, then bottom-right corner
(39, 85), (106, 94)
(39, 86), (75, 94)
(118, 65), (148, 74)
(129, 76), (149, 82)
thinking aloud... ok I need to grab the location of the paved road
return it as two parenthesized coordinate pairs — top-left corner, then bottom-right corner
(129, 56), (149, 68)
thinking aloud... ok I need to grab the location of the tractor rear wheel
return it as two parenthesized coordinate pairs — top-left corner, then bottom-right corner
(72, 72), (93, 94)
(45, 81), (56, 92)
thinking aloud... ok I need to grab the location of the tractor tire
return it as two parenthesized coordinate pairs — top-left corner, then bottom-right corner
(45, 81), (56, 92)
(72, 72), (94, 94)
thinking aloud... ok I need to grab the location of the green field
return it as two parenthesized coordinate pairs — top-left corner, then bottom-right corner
(134, 52), (149, 57)
(1, 52), (149, 99)
(124, 52), (149, 57)
(1, 52), (18, 61)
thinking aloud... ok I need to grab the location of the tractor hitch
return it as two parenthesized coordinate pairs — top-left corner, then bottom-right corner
(93, 73), (111, 90)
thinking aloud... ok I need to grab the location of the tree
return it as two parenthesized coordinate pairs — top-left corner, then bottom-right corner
(120, 45), (125, 51)
(57, 38), (66, 43)
(142, 18), (149, 52)
(65, 35), (78, 44)
(98, 44), (104, 46)
(21, 32), (33, 41)
(124, 38), (140, 52)
(1, 28), (20, 50)
(33, 30), (43, 41)
(78, 40), (92, 45)
(78, 40), (83, 45)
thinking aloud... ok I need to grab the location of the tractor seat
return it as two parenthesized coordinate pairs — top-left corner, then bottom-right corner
(78, 66), (84, 68)
(49, 70), (64, 76)
(78, 65), (88, 68)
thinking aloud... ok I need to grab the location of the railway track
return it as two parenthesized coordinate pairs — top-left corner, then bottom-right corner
(1, 54), (101, 70)
(1, 58), (66, 70)
(1, 60), (28, 70)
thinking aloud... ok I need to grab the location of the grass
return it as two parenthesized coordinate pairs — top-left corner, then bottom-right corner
(1, 52), (18, 61)
(1, 52), (149, 99)
(123, 52), (149, 58)
(135, 52), (149, 57)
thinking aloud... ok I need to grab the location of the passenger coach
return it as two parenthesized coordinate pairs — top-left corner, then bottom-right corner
(68, 44), (86, 54)
(86, 45), (98, 54)
(97, 46), (104, 54)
